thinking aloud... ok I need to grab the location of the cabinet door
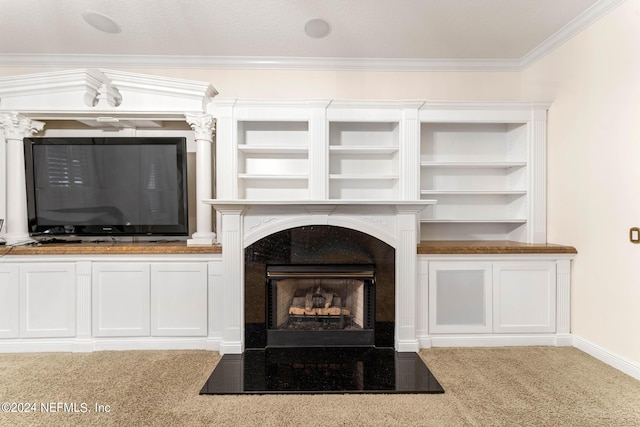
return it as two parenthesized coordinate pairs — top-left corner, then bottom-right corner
(20, 263), (76, 338)
(150, 263), (207, 336)
(428, 262), (492, 333)
(92, 263), (150, 337)
(493, 262), (556, 333)
(0, 264), (19, 338)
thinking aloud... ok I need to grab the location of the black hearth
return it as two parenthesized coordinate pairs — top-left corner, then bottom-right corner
(200, 347), (444, 394)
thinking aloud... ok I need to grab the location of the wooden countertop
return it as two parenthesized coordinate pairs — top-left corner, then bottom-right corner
(0, 240), (575, 256)
(417, 240), (577, 254)
(0, 241), (222, 255)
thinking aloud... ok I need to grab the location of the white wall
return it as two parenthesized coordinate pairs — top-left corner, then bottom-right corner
(522, 0), (640, 366)
(0, 67), (521, 102)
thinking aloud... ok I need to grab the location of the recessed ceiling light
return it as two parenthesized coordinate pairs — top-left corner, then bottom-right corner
(304, 18), (331, 39)
(82, 12), (121, 34)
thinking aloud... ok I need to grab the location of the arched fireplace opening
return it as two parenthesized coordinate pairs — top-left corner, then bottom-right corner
(244, 225), (395, 349)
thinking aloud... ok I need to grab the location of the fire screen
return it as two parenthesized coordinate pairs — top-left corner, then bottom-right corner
(266, 264), (375, 347)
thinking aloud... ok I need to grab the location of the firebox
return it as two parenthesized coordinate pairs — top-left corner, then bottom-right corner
(266, 264), (376, 347)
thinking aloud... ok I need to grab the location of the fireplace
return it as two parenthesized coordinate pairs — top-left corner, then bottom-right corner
(201, 204), (445, 394)
(244, 225), (395, 349)
(266, 264), (376, 347)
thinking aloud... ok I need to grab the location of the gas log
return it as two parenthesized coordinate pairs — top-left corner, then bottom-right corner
(288, 287), (351, 316)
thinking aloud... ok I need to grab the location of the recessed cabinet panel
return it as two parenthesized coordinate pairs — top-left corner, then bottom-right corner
(92, 263), (150, 337)
(493, 262), (556, 333)
(0, 265), (19, 338)
(429, 262), (492, 333)
(20, 263), (76, 338)
(150, 263), (208, 336)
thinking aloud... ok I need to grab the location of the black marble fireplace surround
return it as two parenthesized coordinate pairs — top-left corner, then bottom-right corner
(200, 226), (444, 394)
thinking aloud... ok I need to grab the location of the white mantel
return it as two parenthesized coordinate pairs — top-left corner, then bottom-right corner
(204, 199), (435, 354)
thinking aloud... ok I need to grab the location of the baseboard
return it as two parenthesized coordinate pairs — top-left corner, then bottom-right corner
(219, 340), (243, 355)
(572, 335), (640, 381)
(0, 337), (220, 353)
(427, 334), (561, 347)
(0, 339), (78, 353)
(395, 339), (420, 353)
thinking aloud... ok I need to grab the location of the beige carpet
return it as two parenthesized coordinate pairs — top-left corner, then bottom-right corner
(0, 347), (639, 426)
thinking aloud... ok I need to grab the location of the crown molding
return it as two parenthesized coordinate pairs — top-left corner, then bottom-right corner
(0, 0), (625, 73)
(0, 54), (521, 72)
(519, 0), (626, 69)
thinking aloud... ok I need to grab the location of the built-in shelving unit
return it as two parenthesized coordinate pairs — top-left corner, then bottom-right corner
(236, 120), (310, 199)
(328, 121), (399, 199)
(215, 99), (549, 243)
(417, 108), (547, 242)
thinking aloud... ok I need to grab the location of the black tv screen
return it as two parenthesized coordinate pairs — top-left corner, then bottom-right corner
(24, 137), (189, 236)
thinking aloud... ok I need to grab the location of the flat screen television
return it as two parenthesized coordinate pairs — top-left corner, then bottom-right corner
(24, 137), (189, 237)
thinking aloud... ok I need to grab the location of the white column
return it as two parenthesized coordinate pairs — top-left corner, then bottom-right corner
(207, 259), (224, 350)
(399, 102), (423, 200)
(394, 206), (421, 352)
(186, 113), (216, 246)
(555, 258), (572, 346)
(213, 204), (247, 355)
(0, 113), (44, 245)
(529, 107), (548, 243)
(308, 100), (330, 199)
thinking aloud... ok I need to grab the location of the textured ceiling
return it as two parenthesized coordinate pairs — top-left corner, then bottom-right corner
(0, 0), (620, 69)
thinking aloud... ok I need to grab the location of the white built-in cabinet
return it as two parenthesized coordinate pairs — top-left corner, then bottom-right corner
(0, 257), (217, 352)
(428, 261), (494, 334)
(92, 262), (208, 337)
(0, 263), (76, 339)
(214, 100), (548, 243)
(92, 263), (151, 337)
(427, 259), (557, 335)
(0, 265), (19, 338)
(150, 263), (208, 337)
(493, 262), (557, 333)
